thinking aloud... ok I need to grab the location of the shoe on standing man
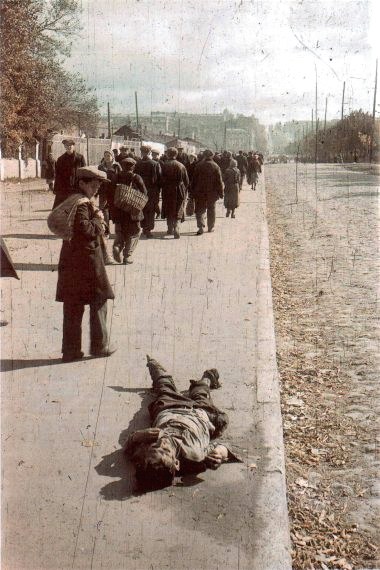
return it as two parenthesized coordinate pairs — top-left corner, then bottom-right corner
(52, 139), (86, 209)
(134, 145), (162, 238)
(192, 149), (224, 235)
(55, 167), (115, 362)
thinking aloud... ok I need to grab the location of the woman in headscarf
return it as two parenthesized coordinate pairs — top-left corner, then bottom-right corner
(98, 150), (122, 264)
(223, 158), (241, 219)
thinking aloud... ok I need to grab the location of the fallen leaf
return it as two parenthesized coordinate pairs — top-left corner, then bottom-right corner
(295, 477), (309, 488)
(81, 440), (99, 448)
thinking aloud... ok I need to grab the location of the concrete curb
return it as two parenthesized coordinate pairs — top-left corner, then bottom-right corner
(253, 180), (292, 569)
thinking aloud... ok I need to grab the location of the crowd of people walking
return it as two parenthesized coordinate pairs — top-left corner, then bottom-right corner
(48, 138), (263, 362)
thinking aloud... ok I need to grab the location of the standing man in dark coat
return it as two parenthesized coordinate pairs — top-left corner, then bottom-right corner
(56, 167), (115, 362)
(236, 150), (248, 190)
(160, 147), (189, 239)
(176, 146), (190, 168)
(247, 151), (262, 190)
(134, 145), (162, 238)
(52, 139), (86, 208)
(151, 149), (162, 218)
(220, 151), (232, 176)
(192, 149), (224, 235)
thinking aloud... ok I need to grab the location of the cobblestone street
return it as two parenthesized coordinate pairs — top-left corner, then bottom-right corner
(266, 163), (379, 568)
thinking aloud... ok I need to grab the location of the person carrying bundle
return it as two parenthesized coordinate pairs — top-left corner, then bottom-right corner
(108, 158), (148, 265)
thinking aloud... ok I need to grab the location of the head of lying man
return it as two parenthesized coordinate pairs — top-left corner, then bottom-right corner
(134, 434), (180, 490)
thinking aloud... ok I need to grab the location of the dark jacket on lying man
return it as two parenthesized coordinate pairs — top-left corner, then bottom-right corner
(125, 356), (241, 490)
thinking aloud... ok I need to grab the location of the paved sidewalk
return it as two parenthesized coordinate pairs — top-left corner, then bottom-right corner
(1, 177), (291, 569)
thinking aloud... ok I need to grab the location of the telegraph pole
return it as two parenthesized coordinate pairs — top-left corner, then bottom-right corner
(341, 81), (345, 121)
(135, 91), (139, 132)
(107, 102), (111, 139)
(323, 97), (328, 132)
(315, 71), (318, 163)
(370, 59), (378, 163)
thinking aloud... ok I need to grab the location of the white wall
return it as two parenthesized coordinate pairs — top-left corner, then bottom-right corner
(0, 159), (41, 181)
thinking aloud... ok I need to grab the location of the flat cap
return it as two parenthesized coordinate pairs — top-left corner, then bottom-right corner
(203, 149), (214, 158)
(121, 157), (136, 167)
(62, 138), (75, 145)
(77, 166), (108, 181)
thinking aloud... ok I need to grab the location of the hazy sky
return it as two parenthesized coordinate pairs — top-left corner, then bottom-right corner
(68, 0), (379, 125)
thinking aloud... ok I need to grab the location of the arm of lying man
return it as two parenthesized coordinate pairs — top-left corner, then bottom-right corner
(124, 428), (162, 454)
(204, 444), (229, 469)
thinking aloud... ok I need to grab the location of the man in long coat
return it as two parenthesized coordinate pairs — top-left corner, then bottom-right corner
(160, 147), (189, 239)
(191, 149), (224, 235)
(247, 151), (262, 190)
(53, 139), (86, 208)
(236, 150), (248, 190)
(56, 166), (115, 362)
(134, 145), (162, 238)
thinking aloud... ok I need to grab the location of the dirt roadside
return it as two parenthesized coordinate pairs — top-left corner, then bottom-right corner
(265, 163), (379, 570)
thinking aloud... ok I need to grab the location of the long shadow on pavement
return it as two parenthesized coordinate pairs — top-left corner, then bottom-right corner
(14, 263), (57, 272)
(3, 233), (57, 240)
(1, 356), (92, 372)
(20, 219), (48, 222)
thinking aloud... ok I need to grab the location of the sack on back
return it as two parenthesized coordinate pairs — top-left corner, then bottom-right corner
(47, 193), (89, 241)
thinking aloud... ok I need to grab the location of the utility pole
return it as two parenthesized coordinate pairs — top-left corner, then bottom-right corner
(178, 117), (181, 139)
(370, 59), (378, 163)
(223, 121), (227, 150)
(135, 91), (139, 133)
(315, 70), (318, 132)
(107, 102), (111, 139)
(311, 109), (314, 132)
(315, 71), (318, 164)
(341, 81), (345, 121)
(323, 97), (328, 132)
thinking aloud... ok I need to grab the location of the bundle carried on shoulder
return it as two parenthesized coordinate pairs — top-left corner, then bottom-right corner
(114, 183), (148, 213)
(47, 193), (89, 241)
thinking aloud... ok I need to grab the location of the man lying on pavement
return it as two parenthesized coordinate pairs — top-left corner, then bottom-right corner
(125, 355), (241, 490)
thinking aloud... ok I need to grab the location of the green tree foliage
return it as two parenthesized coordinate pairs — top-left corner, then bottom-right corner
(0, 0), (99, 156)
(285, 111), (377, 163)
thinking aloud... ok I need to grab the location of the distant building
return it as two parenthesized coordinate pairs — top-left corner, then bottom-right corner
(98, 110), (268, 154)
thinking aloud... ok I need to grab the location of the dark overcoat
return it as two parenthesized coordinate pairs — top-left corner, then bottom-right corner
(192, 158), (224, 202)
(134, 157), (161, 192)
(56, 200), (114, 305)
(236, 154), (248, 174)
(53, 152), (86, 208)
(223, 166), (241, 209)
(161, 160), (189, 220)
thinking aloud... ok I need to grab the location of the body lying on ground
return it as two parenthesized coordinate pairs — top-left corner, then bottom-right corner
(125, 356), (241, 490)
